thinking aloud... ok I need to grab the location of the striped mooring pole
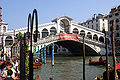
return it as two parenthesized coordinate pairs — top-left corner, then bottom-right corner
(44, 45), (46, 63)
(38, 46), (40, 57)
(52, 43), (54, 66)
(41, 45), (44, 63)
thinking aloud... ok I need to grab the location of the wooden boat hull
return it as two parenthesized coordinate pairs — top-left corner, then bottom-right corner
(89, 60), (106, 65)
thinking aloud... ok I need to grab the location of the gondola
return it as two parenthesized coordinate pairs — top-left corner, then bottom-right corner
(33, 57), (42, 68)
(89, 60), (106, 65)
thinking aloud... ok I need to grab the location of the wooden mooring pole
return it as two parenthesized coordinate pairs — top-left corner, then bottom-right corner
(105, 34), (109, 80)
(111, 20), (117, 80)
(83, 36), (85, 80)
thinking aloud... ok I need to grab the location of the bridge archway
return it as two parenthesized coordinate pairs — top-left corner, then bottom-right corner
(54, 40), (98, 56)
(5, 36), (13, 46)
(99, 36), (104, 43)
(33, 30), (40, 39)
(42, 28), (49, 38)
(87, 32), (92, 39)
(93, 34), (98, 41)
(50, 27), (57, 35)
(80, 30), (85, 36)
(73, 28), (79, 34)
(60, 19), (70, 33)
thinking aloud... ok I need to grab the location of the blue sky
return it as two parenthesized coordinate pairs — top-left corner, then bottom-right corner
(0, 0), (120, 29)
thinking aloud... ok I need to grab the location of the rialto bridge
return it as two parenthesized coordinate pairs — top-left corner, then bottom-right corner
(1, 16), (108, 55)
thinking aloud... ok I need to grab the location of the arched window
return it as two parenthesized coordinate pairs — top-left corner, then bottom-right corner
(99, 36), (104, 43)
(73, 28), (79, 34)
(33, 30), (40, 39)
(93, 34), (98, 41)
(42, 28), (49, 38)
(5, 36), (13, 46)
(87, 32), (92, 39)
(50, 27), (57, 35)
(80, 30), (85, 36)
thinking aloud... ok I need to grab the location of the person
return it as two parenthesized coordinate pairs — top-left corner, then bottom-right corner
(4, 70), (14, 80)
(99, 56), (104, 62)
(89, 57), (92, 63)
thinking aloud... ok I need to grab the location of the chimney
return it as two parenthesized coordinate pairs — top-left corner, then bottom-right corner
(94, 14), (96, 19)
(0, 7), (2, 26)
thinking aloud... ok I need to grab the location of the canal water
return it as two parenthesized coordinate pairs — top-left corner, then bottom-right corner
(34, 56), (120, 80)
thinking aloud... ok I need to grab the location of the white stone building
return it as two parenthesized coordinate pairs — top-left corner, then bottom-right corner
(80, 14), (108, 33)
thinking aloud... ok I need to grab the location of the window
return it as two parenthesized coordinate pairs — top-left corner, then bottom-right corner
(116, 19), (119, 23)
(103, 19), (104, 21)
(116, 33), (119, 37)
(110, 26), (112, 31)
(103, 23), (105, 29)
(88, 26), (89, 28)
(3, 26), (6, 32)
(116, 25), (119, 30)
(92, 21), (93, 23)
(92, 25), (93, 29)
(110, 20), (113, 24)
(115, 13), (119, 16)
(96, 24), (98, 31)
(109, 15), (112, 18)
(88, 22), (89, 24)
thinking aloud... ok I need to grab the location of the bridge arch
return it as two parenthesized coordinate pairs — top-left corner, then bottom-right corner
(87, 32), (92, 39)
(73, 28), (79, 34)
(99, 36), (104, 43)
(33, 30), (40, 39)
(50, 27), (57, 35)
(53, 40), (98, 55)
(42, 28), (49, 38)
(5, 36), (13, 46)
(80, 30), (85, 36)
(93, 34), (98, 41)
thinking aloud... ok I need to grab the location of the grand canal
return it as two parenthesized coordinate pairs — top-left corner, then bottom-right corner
(34, 56), (120, 80)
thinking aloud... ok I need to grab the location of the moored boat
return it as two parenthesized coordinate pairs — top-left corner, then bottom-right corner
(89, 60), (106, 65)
(33, 57), (42, 68)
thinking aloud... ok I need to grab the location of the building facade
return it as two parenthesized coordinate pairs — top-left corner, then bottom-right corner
(80, 14), (108, 33)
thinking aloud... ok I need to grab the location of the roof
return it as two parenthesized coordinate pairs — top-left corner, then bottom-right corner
(52, 16), (73, 22)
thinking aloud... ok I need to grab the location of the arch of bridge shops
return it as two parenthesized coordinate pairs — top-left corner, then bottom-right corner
(5, 36), (13, 46)
(38, 40), (99, 56)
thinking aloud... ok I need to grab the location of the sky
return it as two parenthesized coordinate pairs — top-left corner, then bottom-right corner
(0, 0), (120, 29)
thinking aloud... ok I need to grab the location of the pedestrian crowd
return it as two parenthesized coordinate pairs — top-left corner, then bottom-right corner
(0, 49), (20, 80)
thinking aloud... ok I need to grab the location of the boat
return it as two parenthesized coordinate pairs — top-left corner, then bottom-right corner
(89, 60), (106, 65)
(33, 57), (42, 68)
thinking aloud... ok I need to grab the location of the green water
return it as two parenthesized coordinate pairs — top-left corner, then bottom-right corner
(33, 56), (120, 80)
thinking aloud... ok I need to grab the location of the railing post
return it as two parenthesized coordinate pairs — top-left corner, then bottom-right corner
(83, 36), (85, 80)
(52, 43), (54, 66)
(44, 45), (46, 63)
